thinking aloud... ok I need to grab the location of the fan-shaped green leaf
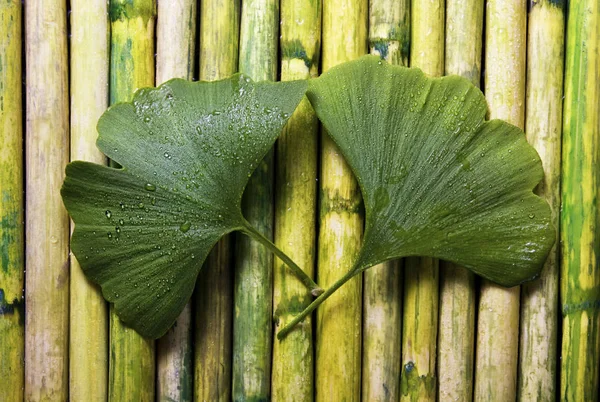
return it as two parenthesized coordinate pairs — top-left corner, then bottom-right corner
(307, 55), (554, 286)
(61, 76), (307, 339)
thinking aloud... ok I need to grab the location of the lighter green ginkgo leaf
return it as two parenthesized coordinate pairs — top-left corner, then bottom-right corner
(278, 55), (555, 338)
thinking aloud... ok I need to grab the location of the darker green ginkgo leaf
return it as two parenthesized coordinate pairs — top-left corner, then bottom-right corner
(61, 76), (307, 339)
(308, 55), (555, 286)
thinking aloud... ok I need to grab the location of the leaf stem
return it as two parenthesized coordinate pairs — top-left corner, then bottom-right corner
(277, 267), (361, 340)
(241, 222), (323, 296)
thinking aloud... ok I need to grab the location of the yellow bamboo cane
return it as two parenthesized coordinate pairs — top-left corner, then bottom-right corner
(0, 1), (24, 401)
(271, 0), (321, 400)
(68, 1), (109, 400)
(24, 0), (70, 399)
(315, 0), (367, 400)
(518, 1), (564, 400)
(437, 0), (482, 400)
(194, 0), (239, 399)
(155, 1), (197, 401)
(474, 1), (526, 400)
(108, 1), (157, 400)
(400, 0), (444, 400)
(361, 0), (408, 400)
(560, 0), (600, 399)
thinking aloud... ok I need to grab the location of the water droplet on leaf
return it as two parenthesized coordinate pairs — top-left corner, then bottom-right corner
(179, 221), (191, 233)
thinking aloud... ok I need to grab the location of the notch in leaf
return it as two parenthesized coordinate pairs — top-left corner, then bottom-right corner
(61, 75), (319, 339)
(277, 55), (555, 338)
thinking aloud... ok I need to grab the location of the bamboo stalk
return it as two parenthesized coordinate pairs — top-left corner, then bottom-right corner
(195, 241), (234, 401)
(400, 1), (444, 401)
(560, 0), (600, 399)
(0, 1), (24, 401)
(437, 0), (482, 400)
(232, 0), (279, 399)
(474, 0), (526, 400)
(68, 1), (109, 400)
(518, 1), (564, 400)
(444, 0), (483, 86)
(108, 1), (156, 400)
(315, 0), (367, 400)
(193, 0), (239, 400)
(24, 0), (70, 399)
(155, 1), (196, 401)
(271, 0), (321, 400)
(361, 0), (408, 400)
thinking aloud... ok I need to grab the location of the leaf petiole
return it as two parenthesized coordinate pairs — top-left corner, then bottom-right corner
(276, 266), (362, 339)
(240, 221), (323, 296)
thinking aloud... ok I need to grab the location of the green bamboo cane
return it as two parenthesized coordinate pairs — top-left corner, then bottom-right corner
(108, 1), (156, 400)
(437, 0), (482, 400)
(69, 1), (109, 400)
(361, 0), (408, 400)
(271, 0), (321, 400)
(518, 1), (564, 400)
(560, 0), (600, 399)
(24, 0), (70, 399)
(474, 0), (526, 400)
(231, 0), (279, 399)
(400, 1), (444, 400)
(155, 1), (196, 401)
(0, 1), (24, 401)
(193, 0), (238, 400)
(315, 0), (367, 400)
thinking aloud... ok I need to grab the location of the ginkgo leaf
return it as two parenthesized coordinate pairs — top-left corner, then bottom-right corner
(309, 55), (554, 285)
(278, 55), (555, 339)
(61, 76), (307, 339)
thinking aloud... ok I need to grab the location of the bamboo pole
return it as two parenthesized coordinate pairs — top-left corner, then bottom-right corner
(518, 1), (564, 400)
(68, 1), (109, 400)
(24, 0), (70, 399)
(108, 1), (156, 400)
(155, 1), (196, 401)
(232, 0), (278, 399)
(560, 0), (600, 399)
(474, 0), (526, 400)
(361, 0), (408, 400)
(193, 0), (238, 400)
(400, 1), (444, 400)
(271, 0), (321, 400)
(315, 0), (367, 400)
(0, 1), (24, 401)
(437, 0), (482, 400)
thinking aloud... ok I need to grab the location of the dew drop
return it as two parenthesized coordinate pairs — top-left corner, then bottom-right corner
(119, 219), (125, 225)
(528, 214), (535, 219)
(179, 221), (191, 233)
(145, 183), (156, 191)
(105, 210), (112, 219)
